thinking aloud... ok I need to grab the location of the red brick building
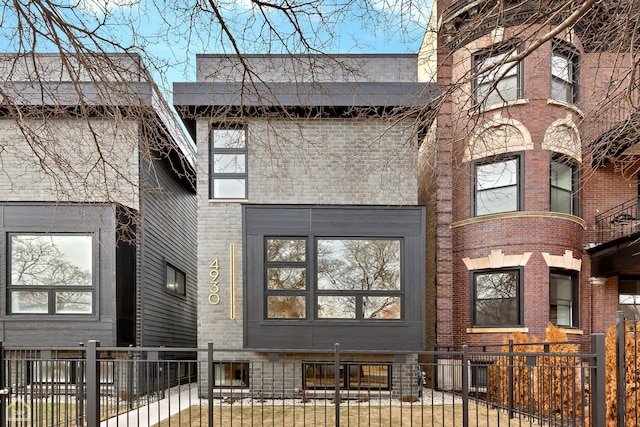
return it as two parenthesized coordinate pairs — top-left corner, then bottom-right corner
(420, 0), (640, 350)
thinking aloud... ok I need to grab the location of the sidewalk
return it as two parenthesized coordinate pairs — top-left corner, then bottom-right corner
(101, 385), (199, 427)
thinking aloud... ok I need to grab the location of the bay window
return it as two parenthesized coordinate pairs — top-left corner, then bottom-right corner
(549, 270), (578, 328)
(474, 154), (522, 216)
(472, 269), (522, 327)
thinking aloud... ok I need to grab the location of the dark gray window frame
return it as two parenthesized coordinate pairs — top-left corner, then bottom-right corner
(549, 268), (579, 328)
(472, 153), (524, 217)
(471, 267), (524, 328)
(551, 41), (579, 104)
(7, 232), (97, 316)
(550, 153), (579, 215)
(243, 205), (426, 351)
(209, 125), (248, 200)
(264, 237), (404, 321)
(302, 362), (392, 390)
(165, 260), (187, 298)
(472, 43), (524, 108)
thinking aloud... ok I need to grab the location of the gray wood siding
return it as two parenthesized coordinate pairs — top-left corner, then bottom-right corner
(137, 151), (197, 347)
(0, 203), (118, 346)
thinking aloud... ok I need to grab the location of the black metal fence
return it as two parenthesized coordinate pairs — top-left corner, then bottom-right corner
(0, 336), (607, 426)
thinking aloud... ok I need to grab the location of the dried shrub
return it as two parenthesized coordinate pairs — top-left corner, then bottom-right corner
(488, 325), (587, 423)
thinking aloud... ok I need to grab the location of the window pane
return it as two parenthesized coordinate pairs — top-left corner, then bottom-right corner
(551, 162), (572, 190)
(550, 273), (574, 327)
(363, 296), (401, 319)
(11, 291), (48, 313)
(317, 296), (356, 318)
(214, 363), (249, 387)
(213, 154), (246, 173)
(213, 129), (245, 149)
(213, 178), (246, 198)
(11, 235), (93, 286)
(551, 188), (572, 214)
(267, 296), (306, 318)
(477, 160), (517, 190)
(551, 80), (571, 103)
(267, 239), (306, 262)
(267, 268), (306, 290)
(32, 360), (72, 383)
(476, 187), (518, 216)
(348, 365), (390, 389)
(475, 271), (518, 326)
(55, 291), (92, 314)
(304, 363), (340, 388)
(166, 265), (186, 295)
(551, 54), (570, 80)
(317, 240), (401, 291)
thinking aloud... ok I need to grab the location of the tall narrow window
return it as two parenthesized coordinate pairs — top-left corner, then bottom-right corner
(265, 238), (307, 319)
(472, 269), (522, 327)
(210, 127), (247, 199)
(9, 234), (94, 315)
(551, 44), (578, 104)
(473, 46), (522, 108)
(550, 156), (578, 215)
(474, 155), (521, 216)
(549, 270), (578, 328)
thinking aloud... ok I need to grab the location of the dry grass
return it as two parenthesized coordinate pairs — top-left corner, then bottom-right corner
(153, 402), (522, 427)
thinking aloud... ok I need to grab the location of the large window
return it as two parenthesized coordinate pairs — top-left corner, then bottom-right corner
(619, 278), (640, 321)
(210, 127), (247, 199)
(550, 156), (578, 215)
(549, 270), (578, 328)
(474, 155), (522, 216)
(473, 46), (522, 108)
(472, 269), (522, 327)
(8, 234), (94, 315)
(265, 238), (402, 320)
(303, 362), (390, 390)
(551, 43), (578, 104)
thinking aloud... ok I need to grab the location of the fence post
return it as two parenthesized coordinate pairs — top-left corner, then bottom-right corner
(591, 333), (606, 427)
(86, 340), (100, 427)
(616, 310), (626, 426)
(0, 341), (5, 427)
(208, 342), (214, 427)
(77, 343), (85, 426)
(127, 344), (134, 409)
(334, 343), (341, 427)
(461, 344), (469, 427)
(507, 339), (514, 419)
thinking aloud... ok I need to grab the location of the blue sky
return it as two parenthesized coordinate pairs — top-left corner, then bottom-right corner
(2, 0), (431, 96)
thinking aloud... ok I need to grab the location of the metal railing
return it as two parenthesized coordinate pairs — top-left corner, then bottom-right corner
(0, 337), (606, 426)
(595, 196), (640, 244)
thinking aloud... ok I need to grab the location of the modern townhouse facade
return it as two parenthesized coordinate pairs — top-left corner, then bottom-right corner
(420, 0), (640, 359)
(174, 54), (435, 394)
(0, 53), (198, 351)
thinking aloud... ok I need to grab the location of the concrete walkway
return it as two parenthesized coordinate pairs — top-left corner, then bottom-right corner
(101, 385), (199, 427)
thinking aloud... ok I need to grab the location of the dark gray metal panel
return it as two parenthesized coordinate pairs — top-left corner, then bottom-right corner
(173, 82), (437, 108)
(137, 150), (198, 347)
(243, 206), (312, 235)
(0, 202), (118, 347)
(243, 205), (426, 352)
(589, 238), (640, 277)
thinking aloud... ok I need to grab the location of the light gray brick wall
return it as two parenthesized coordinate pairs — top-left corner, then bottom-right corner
(197, 54), (418, 83)
(0, 119), (140, 208)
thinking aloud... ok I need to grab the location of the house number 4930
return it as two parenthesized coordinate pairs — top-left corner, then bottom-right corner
(208, 259), (220, 305)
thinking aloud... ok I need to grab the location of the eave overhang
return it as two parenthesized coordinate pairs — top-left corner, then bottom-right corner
(173, 81), (438, 120)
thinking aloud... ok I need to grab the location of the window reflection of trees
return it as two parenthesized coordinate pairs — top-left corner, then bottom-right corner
(317, 240), (401, 319)
(474, 271), (518, 326)
(10, 235), (93, 314)
(266, 239), (307, 319)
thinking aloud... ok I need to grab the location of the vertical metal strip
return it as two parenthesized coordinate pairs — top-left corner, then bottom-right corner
(230, 243), (236, 320)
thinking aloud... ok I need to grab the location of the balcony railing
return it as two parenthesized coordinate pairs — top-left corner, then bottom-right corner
(595, 197), (640, 244)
